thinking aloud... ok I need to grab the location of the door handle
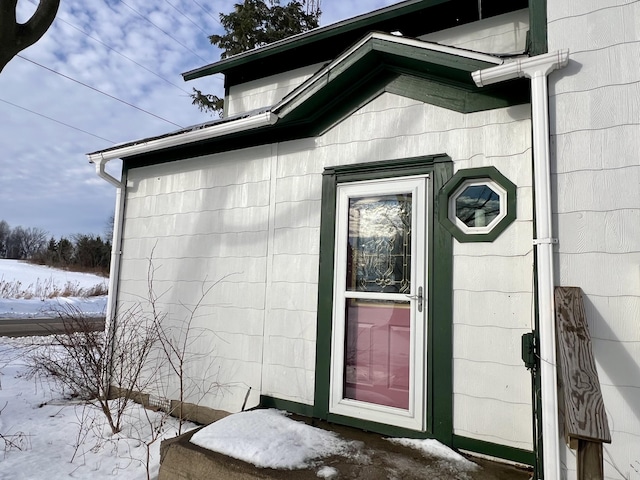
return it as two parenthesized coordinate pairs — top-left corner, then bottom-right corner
(406, 286), (423, 312)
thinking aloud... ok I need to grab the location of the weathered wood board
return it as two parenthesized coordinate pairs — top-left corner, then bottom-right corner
(555, 286), (611, 444)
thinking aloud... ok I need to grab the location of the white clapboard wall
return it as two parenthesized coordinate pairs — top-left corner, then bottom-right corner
(548, 0), (640, 478)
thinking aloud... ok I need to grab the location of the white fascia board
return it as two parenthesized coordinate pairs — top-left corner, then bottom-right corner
(87, 111), (278, 164)
(273, 32), (504, 117)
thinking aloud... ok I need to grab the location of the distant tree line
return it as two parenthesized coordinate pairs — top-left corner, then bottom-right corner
(0, 220), (111, 273)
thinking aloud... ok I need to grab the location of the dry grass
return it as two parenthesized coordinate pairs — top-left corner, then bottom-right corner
(0, 277), (108, 300)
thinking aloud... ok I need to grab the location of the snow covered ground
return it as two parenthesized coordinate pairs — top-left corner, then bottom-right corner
(0, 260), (481, 479)
(0, 259), (107, 318)
(0, 261), (179, 479)
(0, 336), (192, 479)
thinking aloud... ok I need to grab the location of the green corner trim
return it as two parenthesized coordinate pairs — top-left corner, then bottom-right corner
(437, 166), (517, 243)
(452, 435), (535, 466)
(528, 0), (548, 55)
(314, 154), (454, 446)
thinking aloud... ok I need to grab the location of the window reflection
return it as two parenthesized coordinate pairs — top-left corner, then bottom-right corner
(346, 194), (412, 293)
(455, 184), (500, 228)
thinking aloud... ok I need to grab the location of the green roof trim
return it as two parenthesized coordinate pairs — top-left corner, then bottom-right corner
(271, 33), (527, 129)
(182, 0), (531, 85)
(112, 33), (530, 170)
(182, 0), (447, 81)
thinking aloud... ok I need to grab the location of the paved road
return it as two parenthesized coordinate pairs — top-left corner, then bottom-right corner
(0, 317), (106, 337)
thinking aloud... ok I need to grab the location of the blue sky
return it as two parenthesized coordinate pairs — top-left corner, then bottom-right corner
(0, 0), (399, 239)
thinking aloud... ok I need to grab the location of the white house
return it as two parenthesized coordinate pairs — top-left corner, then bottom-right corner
(88, 1), (640, 478)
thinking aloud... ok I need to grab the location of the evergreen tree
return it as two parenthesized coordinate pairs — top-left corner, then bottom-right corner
(0, 220), (10, 258)
(191, 0), (321, 116)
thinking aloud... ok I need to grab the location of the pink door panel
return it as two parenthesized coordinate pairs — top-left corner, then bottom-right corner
(344, 299), (410, 409)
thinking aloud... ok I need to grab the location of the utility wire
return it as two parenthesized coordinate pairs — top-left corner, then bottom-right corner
(0, 97), (115, 143)
(25, 0), (191, 95)
(191, 0), (222, 26)
(164, 0), (210, 36)
(120, 1), (209, 63)
(55, 16), (191, 95)
(17, 54), (184, 129)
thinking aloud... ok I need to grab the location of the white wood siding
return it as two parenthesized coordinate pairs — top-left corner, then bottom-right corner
(421, 9), (528, 55)
(226, 63), (324, 116)
(548, 1), (640, 477)
(118, 92), (534, 451)
(119, 146), (274, 413)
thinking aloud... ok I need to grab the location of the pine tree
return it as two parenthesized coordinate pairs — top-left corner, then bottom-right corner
(191, 0), (321, 116)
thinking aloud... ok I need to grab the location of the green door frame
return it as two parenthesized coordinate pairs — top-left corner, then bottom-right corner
(313, 154), (454, 443)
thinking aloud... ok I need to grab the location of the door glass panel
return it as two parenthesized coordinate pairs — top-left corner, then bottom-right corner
(346, 194), (412, 293)
(344, 298), (410, 409)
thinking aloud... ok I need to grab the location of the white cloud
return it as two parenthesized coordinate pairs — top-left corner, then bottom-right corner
(0, 0), (401, 239)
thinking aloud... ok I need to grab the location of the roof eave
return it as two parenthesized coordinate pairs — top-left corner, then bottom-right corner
(86, 111), (278, 163)
(182, 0), (445, 81)
(88, 35), (510, 163)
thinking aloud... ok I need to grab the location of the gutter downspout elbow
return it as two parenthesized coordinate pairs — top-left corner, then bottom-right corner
(92, 154), (124, 189)
(472, 50), (569, 480)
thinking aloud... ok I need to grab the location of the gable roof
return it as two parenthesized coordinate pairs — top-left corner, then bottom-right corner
(88, 32), (529, 166)
(182, 0), (528, 86)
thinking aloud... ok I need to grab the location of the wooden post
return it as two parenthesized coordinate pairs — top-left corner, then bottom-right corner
(577, 440), (604, 480)
(554, 287), (611, 480)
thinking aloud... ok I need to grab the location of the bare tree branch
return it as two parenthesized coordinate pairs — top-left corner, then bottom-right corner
(0, 0), (60, 73)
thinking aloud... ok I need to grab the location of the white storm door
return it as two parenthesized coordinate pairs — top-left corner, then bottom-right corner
(329, 176), (427, 431)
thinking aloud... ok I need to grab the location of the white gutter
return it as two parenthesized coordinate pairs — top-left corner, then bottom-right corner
(87, 111), (278, 163)
(472, 49), (569, 480)
(92, 156), (124, 340)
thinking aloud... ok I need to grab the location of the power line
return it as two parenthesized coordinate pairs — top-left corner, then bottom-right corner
(17, 54), (184, 129)
(25, 0), (191, 95)
(164, 0), (210, 36)
(120, 1), (209, 63)
(0, 97), (115, 143)
(56, 15), (191, 95)
(191, 0), (222, 26)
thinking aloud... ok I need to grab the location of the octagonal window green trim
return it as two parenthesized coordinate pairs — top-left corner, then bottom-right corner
(438, 167), (516, 242)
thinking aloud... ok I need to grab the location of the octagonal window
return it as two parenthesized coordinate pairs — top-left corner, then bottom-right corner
(438, 167), (516, 242)
(451, 180), (507, 233)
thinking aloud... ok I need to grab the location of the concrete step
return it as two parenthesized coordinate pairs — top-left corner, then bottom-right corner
(159, 416), (533, 480)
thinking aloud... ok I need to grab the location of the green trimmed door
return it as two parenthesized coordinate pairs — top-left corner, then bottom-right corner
(329, 176), (427, 431)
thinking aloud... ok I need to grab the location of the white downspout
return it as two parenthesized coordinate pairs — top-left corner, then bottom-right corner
(92, 155), (124, 329)
(472, 49), (569, 480)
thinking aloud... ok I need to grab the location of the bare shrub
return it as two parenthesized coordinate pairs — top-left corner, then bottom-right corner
(0, 402), (31, 455)
(25, 304), (159, 435)
(22, 252), (228, 478)
(150, 278), (227, 434)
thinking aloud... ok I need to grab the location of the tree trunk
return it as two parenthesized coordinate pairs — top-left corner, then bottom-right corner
(0, 0), (60, 73)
